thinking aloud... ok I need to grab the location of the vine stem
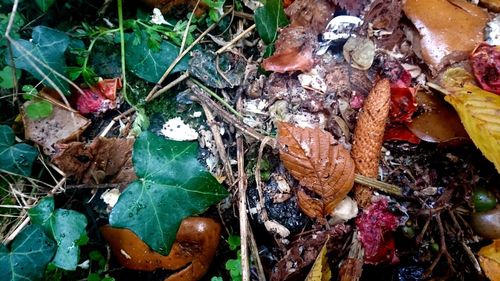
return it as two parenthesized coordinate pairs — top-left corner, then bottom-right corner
(82, 28), (119, 70)
(117, 0), (127, 100)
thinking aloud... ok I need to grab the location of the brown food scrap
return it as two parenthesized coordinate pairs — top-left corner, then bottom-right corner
(270, 224), (351, 281)
(479, 0), (500, 12)
(262, 26), (317, 73)
(331, 0), (370, 16)
(407, 91), (469, 144)
(362, 0), (402, 33)
(101, 217), (221, 281)
(403, 0), (489, 74)
(285, 0), (335, 33)
(278, 122), (355, 218)
(351, 79), (391, 207)
(52, 137), (136, 187)
(23, 91), (90, 155)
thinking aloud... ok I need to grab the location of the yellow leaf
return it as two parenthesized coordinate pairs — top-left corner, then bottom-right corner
(305, 238), (331, 281)
(478, 239), (500, 281)
(441, 68), (500, 173)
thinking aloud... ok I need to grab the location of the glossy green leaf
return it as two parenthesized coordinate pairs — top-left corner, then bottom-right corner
(0, 224), (56, 281)
(28, 197), (88, 271)
(0, 12), (25, 47)
(8, 26), (70, 94)
(0, 66), (21, 89)
(35, 0), (55, 12)
(125, 31), (189, 83)
(109, 131), (228, 255)
(26, 100), (53, 119)
(0, 125), (38, 176)
(254, 0), (288, 44)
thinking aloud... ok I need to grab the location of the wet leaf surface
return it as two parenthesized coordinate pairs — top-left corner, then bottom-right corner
(0, 125), (38, 176)
(28, 197), (88, 270)
(0, 225), (56, 281)
(109, 131), (228, 255)
(478, 239), (500, 281)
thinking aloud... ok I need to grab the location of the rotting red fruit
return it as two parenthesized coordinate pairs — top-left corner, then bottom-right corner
(470, 43), (500, 95)
(74, 78), (121, 115)
(356, 198), (400, 264)
(384, 125), (420, 144)
(389, 87), (417, 123)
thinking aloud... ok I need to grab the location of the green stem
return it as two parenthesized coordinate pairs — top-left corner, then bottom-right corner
(81, 28), (119, 70)
(189, 78), (242, 119)
(117, 0), (128, 102)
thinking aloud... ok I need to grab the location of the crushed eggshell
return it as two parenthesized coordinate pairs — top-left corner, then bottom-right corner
(160, 117), (199, 141)
(101, 188), (121, 208)
(298, 67), (327, 92)
(264, 220), (291, 238)
(330, 196), (358, 225)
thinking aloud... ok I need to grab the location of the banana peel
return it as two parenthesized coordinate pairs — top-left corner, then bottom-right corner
(440, 68), (500, 173)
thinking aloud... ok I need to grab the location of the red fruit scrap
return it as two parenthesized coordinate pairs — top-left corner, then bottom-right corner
(470, 43), (500, 95)
(389, 87), (417, 123)
(74, 78), (121, 115)
(356, 198), (400, 264)
(384, 125), (420, 144)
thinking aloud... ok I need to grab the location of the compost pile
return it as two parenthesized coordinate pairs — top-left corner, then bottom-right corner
(0, 0), (499, 280)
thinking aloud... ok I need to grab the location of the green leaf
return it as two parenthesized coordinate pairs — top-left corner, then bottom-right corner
(35, 0), (55, 12)
(0, 125), (38, 176)
(8, 26), (70, 94)
(227, 235), (241, 251)
(254, 0), (288, 44)
(0, 66), (21, 89)
(0, 224), (56, 281)
(109, 131), (228, 255)
(0, 12), (25, 47)
(28, 197), (88, 271)
(125, 31), (189, 83)
(225, 253), (243, 281)
(26, 100), (53, 120)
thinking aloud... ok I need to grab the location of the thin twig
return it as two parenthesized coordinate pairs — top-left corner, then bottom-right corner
(353, 174), (402, 196)
(254, 137), (272, 222)
(146, 8), (233, 101)
(200, 103), (235, 185)
(236, 104), (250, 281)
(216, 24), (256, 55)
(146, 72), (190, 102)
(65, 183), (125, 189)
(179, 0), (200, 54)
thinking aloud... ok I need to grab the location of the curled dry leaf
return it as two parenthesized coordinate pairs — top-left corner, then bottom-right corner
(23, 91), (90, 155)
(351, 79), (391, 207)
(52, 137), (136, 187)
(262, 26), (317, 73)
(403, 0), (488, 73)
(478, 239), (500, 281)
(278, 122), (355, 218)
(285, 0), (335, 34)
(441, 68), (500, 172)
(101, 217), (221, 281)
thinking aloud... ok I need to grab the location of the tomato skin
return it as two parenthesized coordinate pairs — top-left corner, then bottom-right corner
(470, 43), (500, 95)
(473, 187), (497, 212)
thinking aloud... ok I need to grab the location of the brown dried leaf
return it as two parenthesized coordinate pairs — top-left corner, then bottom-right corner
(101, 217), (221, 281)
(351, 79), (391, 207)
(262, 26), (317, 73)
(332, 0), (370, 15)
(23, 91), (90, 155)
(278, 122), (355, 218)
(478, 239), (500, 281)
(285, 0), (336, 33)
(52, 137), (136, 187)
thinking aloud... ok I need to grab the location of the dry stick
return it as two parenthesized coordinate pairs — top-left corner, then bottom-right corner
(179, 0), (200, 54)
(147, 72), (190, 102)
(236, 118), (250, 281)
(145, 8), (234, 101)
(215, 24), (256, 55)
(247, 223), (267, 281)
(233, 11), (254, 21)
(200, 102), (235, 185)
(426, 213), (455, 277)
(65, 183), (125, 189)
(254, 137), (272, 222)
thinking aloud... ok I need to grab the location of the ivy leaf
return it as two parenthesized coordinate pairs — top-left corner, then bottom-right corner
(254, 0), (288, 44)
(8, 26), (70, 95)
(0, 224), (56, 281)
(0, 66), (21, 89)
(125, 31), (189, 83)
(0, 125), (38, 176)
(35, 0), (55, 12)
(0, 12), (25, 47)
(26, 100), (53, 119)
(109, 131), (228, 255)
(28, 196), (88, 270)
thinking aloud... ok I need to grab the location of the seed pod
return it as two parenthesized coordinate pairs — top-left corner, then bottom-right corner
(351, 79), (391, 207)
